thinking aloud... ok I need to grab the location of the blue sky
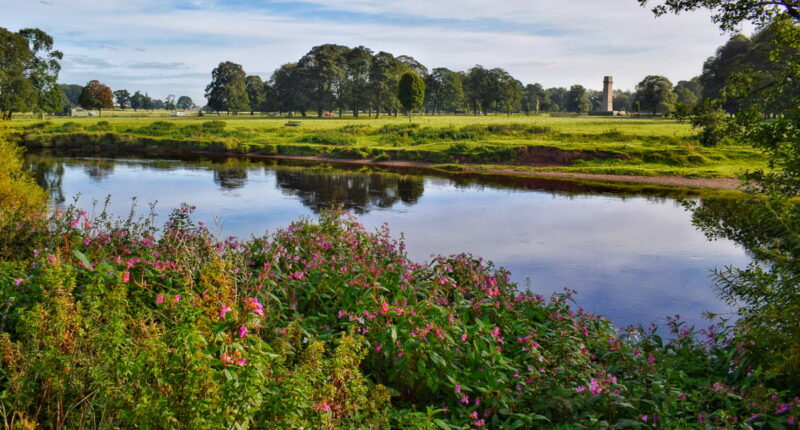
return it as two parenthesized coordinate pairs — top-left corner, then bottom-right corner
(1, 0), (744, 104)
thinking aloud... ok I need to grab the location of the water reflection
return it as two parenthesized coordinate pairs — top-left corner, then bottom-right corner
(275, 169), (423, 214)
(24, 151), (752, 328)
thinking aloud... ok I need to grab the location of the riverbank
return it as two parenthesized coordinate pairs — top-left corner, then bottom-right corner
(2, 115), (766, 185)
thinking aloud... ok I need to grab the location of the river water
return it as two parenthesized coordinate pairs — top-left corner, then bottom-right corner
(25, 152), (750, 329)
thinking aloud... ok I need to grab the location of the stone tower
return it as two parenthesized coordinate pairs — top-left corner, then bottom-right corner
(602, 76), (613, 112)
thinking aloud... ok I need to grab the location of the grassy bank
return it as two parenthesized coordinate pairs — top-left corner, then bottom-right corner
(2, 115), (766, 179)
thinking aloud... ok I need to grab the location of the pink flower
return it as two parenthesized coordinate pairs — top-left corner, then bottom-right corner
(472, 419), (485, 427)
(236, 358), (246, 366)
(220, 354), (234, 364)
(648, 353), (656, 364)
(679, 393), (687, 401)
(380, 302), (389, 314)
(239, 326), (247, 338)
(13, 278), (23, 286)
(576, 385), (587, 393)
(122, 272), (130, 283)
(461, 333), (468, 342)
(642, 415), (649, 422)
(460, 395), (469, 404)
(220, 305), (232, 318)
(455, 385), (461, 393)
(314, 401), (332, 412)
(173, 295), (181, 303)
(375, 344), (382, 353)
(155, 293), (164, 304)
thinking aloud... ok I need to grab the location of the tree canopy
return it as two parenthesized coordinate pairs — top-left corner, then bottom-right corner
(78, 80), (113, 116)
(205, 61), (250, 114)
(397, 71), (425, 120)
(0, 27), (62, 119)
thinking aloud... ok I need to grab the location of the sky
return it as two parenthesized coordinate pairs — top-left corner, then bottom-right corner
(1, 0), (746, 104)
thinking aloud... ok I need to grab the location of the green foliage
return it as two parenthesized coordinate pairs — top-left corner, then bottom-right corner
(0, 138), (47, 259)
(0, 205), (797, 428)
(205, 61), (250, 113)
(78, 80), (114, 115)
(397, 71), (425, 117)
(298, 132), (356, 145)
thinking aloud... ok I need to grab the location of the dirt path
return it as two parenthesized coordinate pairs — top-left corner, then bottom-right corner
(258, 155), (743, 190)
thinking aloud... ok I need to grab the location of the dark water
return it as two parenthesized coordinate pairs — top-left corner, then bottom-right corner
(25, 152), (751, 329)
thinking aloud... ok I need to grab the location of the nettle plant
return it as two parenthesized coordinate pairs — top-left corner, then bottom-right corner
(0, 205), (797, 429)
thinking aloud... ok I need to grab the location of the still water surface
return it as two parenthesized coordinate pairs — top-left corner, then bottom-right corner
(26, 152), (751, 329)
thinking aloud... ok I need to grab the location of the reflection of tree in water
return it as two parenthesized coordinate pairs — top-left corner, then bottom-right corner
(24, 153), (66, 205)
(275, 169), (424, 214)
(212, 163), (248, 189)
(83, 159), (115, 181)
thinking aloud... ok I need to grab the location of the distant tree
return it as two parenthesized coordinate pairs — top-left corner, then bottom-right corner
(613, 89), (633, 112)
(635, 75), (676, 115)
(675, 77), (703, 101)
(59, 84), (82, 106)
(425, 68), (464, 114)
(176, 96), (193, 110)
(205, 61), (250, 114)
(674, 85), (698, 106)
(297, 44), (349, 117)
(369, 51), (404, 118)
(268, 63), (308, 116)
(164, 94), (176, 110)
(522, 83), (547, 114)
(397, 71), (425, 121)
(78, 80), (113, 117)
(245, 75), (267, 115)
(114, 89), (131, 109)
(566, 85), (590, 113)
(130, 91), (144, 111)
(396, 55), (429, 78)
(344, 46), (373, 118)
(545, 87), (568, 112)
(152, 99), (165, 110)
(141, 93), (155, 110)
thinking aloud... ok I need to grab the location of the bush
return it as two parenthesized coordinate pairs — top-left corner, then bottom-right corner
(54, 121), (83, 133)
(202, 120), (227, 134)
(138, 120), (176, 136)
(298, 132), (356, 146)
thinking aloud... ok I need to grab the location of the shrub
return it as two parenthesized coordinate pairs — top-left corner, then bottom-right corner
(202, 120), (227, 134)
(298, 132), (356, 146)
(54, 122), (83, 133)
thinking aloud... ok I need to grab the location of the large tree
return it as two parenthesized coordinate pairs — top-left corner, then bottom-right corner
(297, 44), (348, 118)
(634, 75), (676, 115)
(522, 83), (547, 114)
(245, 75), (267, 115)
(268, 63), (308, 116)
(397, 71), (425, 120)
(0, 27), (62, 119)
(205, 61), (250, 114)
(78, 80), (113, 117)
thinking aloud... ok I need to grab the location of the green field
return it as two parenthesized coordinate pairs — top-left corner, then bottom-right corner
(2, 114), (767, 178)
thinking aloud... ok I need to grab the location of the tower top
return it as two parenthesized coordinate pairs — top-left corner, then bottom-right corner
(604, 76), (613, 82)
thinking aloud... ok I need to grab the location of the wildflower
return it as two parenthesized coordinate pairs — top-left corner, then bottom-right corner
(380, 302), (389, 314)
(13, 278), (23, 286)
(122, 272), (130, 283)
(236, 358), (246, 366)
(156, 293), (164, 304)
(470, 411), (478, 420)
(472, 419), (485, 427)
(314, 401), (332, 412)
(455, 385), (461, 393)
(642, 415), (649, 422)
(220, 305), (232, 318)
(788, 416), (795, 425)
(576, 385), (586, 393)
(679, 393), (686, 401)
(375, 344), (382, 352)
(239, 326), (247, 338)
(648, 353), (655, 364)
(460, 395), (469, 404)
(474, 398), (480, 406)
(220, 354), (234, 364)
(173, 295), (181, 303)
(461, 333), (468, 342)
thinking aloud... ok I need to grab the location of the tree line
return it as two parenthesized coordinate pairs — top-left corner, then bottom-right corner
(200, 43), (733, 117)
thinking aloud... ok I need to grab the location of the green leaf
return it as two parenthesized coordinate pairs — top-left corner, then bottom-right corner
(72, 249), (93, 271)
